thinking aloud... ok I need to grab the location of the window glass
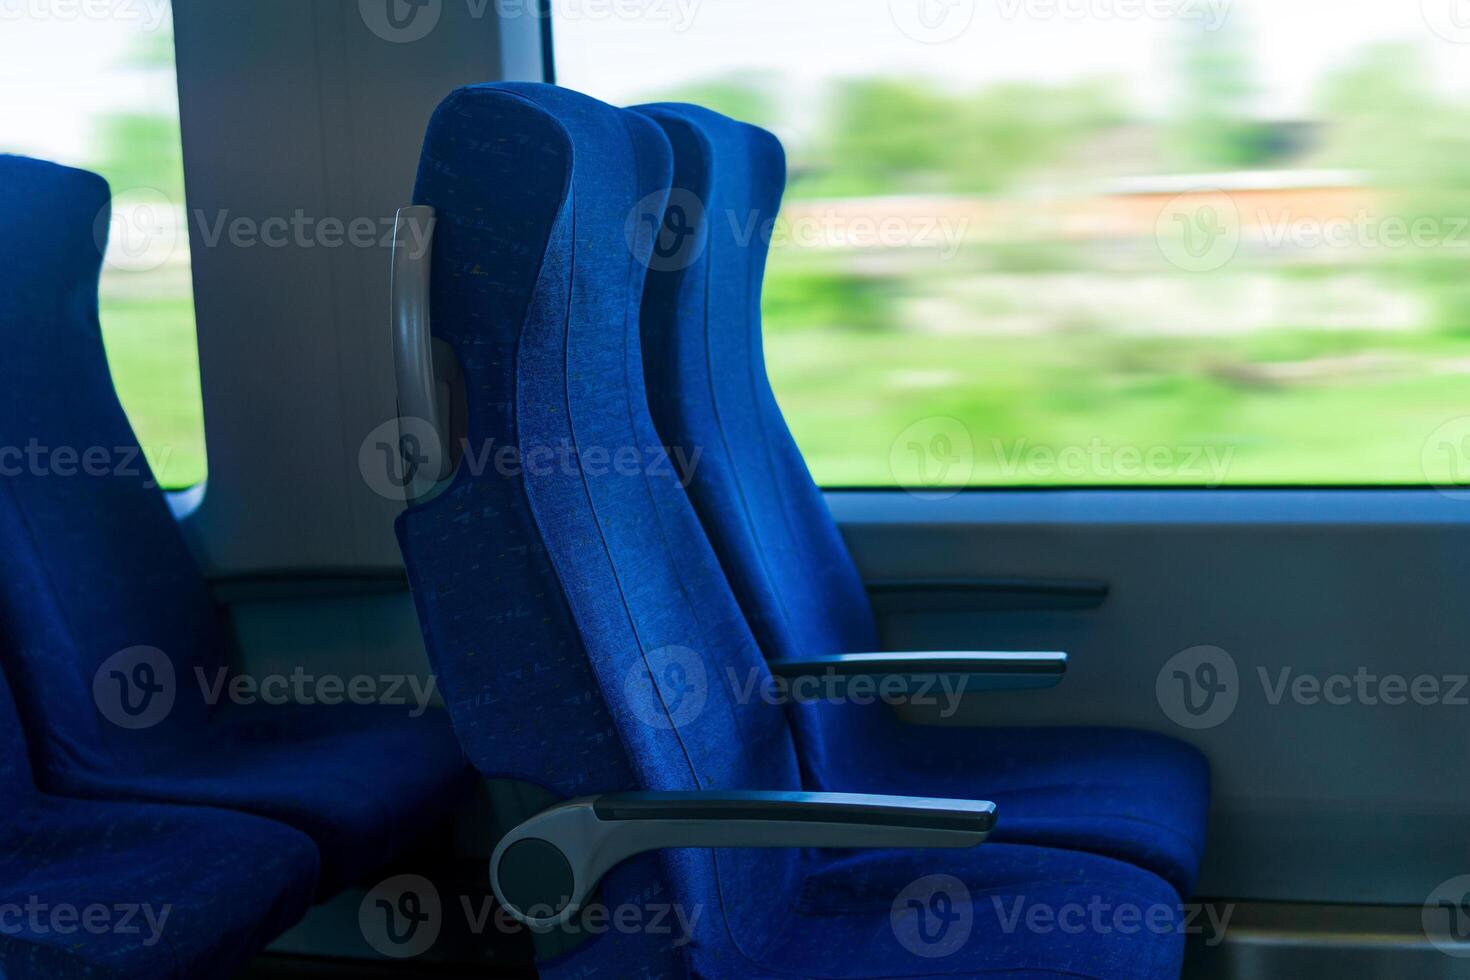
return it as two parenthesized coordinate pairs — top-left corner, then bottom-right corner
(1, 4), (206, 489)
(555, 0), (1470, 488)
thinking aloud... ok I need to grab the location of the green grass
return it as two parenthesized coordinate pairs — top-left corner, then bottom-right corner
(89, 260), (1470, 494)
(763, 265), (1470, 488)
(98, 290), (207, 490)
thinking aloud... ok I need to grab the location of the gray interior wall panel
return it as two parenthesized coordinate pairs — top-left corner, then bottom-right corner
(832, 490), (1470, 905)
(172, 0), (518, 575)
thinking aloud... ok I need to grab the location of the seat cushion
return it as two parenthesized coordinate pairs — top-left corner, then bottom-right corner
(766, 843), (1186, 980)
(0, 153), (473, 900)
(541, 842), (1185, 980)
(42, 703), (471, 896)
(809, 709), (1209, 896)
(0, 794), (317, 979)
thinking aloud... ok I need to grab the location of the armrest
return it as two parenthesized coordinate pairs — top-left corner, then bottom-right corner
(490, 791), (995, 926)
(767, 651), (1067, 693)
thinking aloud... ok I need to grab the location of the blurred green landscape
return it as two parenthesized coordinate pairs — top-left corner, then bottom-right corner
(57, 9), (1470, 490)
(98, 290), (204, 489)
(87, 25), (206, 489)
(652, 25), (1470, 488)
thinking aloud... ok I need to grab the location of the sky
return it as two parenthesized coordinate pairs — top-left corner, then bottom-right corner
(4, 0), (1469, 166)
(554, 0), (1470, 120)
(1, 5), (177, 163)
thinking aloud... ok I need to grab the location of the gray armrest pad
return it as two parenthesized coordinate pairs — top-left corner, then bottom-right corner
(766, 651), (1066, 693)
(769, 651), (1066, 676)
(491, 791), (995, 926)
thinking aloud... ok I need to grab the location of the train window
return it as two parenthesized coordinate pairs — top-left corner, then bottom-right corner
(1, 4), (205, 489)
(555, 0), (1470, 489)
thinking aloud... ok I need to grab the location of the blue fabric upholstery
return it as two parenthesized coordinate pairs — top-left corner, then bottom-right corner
(398, 82), (1186, 978)
(0, 154), (472, 897)
(0, 660), (318, 979)
(811, 711), (1208, 901)
(633, 103), (1209, 896)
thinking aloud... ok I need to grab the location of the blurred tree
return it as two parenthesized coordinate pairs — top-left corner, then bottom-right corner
(117, 29), (177, 71)
(1165, 21), (1276, 170)
(808, 77), (1122, 197)
(95, 114), (186, 199)
(643, 73), (781, 130)
(651, 72), (1123, 198)
(948, 81), (1123, 193)
(815, 79), (953, 195)
(1316, 43), (1470, 333)
(90, 28), (186, 202)
(1315, 44), (1439, 183)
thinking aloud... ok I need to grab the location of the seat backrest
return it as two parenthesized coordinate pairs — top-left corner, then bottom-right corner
(634, 105), (881, 666)
(0, 661), (37, 797)
(396, 84), (806, 973)
(0, 155), (226, 776)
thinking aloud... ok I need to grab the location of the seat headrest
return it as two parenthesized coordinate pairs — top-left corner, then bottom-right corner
(0, 154), (111, 307)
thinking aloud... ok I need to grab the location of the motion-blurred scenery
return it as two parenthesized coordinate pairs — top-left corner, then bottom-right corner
(9, 1), (1470, 488)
